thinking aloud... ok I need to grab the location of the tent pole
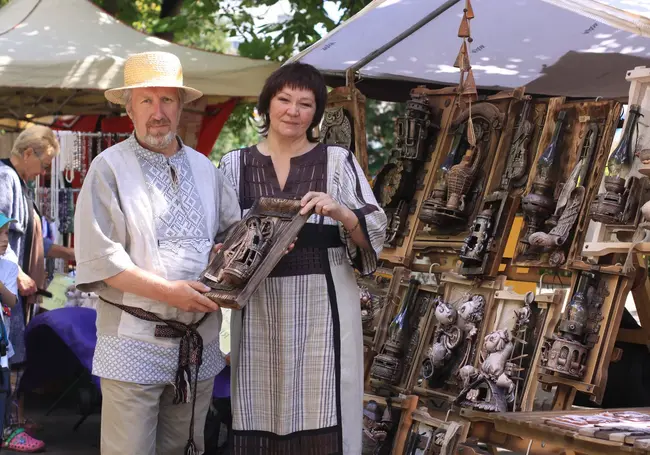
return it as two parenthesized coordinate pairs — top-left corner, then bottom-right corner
(348, 0), (461, 78)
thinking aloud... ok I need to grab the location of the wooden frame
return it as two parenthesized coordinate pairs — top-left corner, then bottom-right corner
(537, 263), (633, 404)
(512, 98), (623, 268)
(362, 393), (419, 455)
(482, 288), (566, 412)
(411, 273), (505, 401)
(402, 408), (468, 455)
(411, 89), (527, 270)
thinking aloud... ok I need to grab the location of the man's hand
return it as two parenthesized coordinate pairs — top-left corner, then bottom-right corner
(17, 269), (36, 296)
(165, 280), (220, 313)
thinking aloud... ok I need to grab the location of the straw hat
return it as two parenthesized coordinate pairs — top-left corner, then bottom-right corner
(105, 51), (203, 105)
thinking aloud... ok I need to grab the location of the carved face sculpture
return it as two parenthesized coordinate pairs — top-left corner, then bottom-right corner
(216, 216), (276, 287)
(435, 301), (458, 326)
(458, 295), (486, 323)
(484, 329), (509, 353)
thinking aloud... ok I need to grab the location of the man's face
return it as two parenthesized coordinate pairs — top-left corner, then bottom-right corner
(128, 87), (182, 152)
(0, 225), (9, 256)
(22, 147), (54, 182)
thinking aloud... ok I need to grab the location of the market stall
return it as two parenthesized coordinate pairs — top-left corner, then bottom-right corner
(293, 0), (650, 453)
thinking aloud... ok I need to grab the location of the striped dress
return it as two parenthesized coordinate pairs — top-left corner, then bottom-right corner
(219, 144), (386, 455)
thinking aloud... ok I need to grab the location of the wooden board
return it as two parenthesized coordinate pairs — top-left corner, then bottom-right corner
(379, 89), (457, 267)
(512, 98), (623, 269)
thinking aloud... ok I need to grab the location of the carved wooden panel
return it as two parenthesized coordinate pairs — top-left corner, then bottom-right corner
(537, 265), (632, 405)
(512, 98), (623, 268)
(199, 197), (310, 309)
(411, 273), (504, 401)
(476, 289), (565, 412)
(319, 86), (368, 173)
(378, 89), (456, 266)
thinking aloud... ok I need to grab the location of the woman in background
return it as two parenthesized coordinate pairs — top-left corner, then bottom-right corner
(219, 62), (387, 454)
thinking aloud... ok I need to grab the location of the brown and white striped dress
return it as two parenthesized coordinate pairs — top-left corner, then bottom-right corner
(219, 144), (386, 455)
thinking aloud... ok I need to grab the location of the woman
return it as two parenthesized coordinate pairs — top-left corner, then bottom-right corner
(0, 125), (74, 452)
(219, 62), (387, 454)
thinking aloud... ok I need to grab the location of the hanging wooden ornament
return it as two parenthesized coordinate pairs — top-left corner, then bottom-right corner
(458, 11), (470, 38)
(462, 68), (477, 97)
(465, 0), (475, 20)
(454, 40), (470, 71)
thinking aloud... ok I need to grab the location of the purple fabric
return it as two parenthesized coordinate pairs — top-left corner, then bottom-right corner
(20, 307), (230, 398)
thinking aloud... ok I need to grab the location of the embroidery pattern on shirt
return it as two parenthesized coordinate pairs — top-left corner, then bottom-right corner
(130, 137), (212, 253)
(93, 334), (225, 383)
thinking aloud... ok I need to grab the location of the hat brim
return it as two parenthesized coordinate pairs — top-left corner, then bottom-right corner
(0, 218), (16, 228)
(105, 83), (203, 105)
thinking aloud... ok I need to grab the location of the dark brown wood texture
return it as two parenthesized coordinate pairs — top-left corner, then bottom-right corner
(199, 197), (311, 309)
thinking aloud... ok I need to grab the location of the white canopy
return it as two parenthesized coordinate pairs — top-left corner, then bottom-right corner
(0, 0), (280, 117)
(289, 0), (650, 100)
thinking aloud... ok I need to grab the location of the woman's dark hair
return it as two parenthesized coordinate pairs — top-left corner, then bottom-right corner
(256, 62), (328, 142)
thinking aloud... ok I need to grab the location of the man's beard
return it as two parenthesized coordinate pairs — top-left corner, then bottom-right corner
(142, 130), (175, 149)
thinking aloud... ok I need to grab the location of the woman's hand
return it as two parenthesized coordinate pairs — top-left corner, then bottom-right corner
(300, 192), (352, 224)
(17, 269), (37, 296)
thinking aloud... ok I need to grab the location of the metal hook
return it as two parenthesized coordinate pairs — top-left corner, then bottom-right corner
(538, 272), (550, 293)
(525, 439), (533, 455)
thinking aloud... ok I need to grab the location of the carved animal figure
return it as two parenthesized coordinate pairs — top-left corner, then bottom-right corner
(457, 294), (486, 337)
(480, 329), (515, 398)
(423, 301), (462, 378)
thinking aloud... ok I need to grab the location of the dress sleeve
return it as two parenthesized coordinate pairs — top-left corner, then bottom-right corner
(215, 166), (242, 243)
(73, 157), (135, 292)
(334, 149), (387, 276)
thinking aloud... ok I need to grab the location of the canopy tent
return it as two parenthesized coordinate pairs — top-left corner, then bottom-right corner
(0, 0), (280, 119)
(288, 0), (650, 101)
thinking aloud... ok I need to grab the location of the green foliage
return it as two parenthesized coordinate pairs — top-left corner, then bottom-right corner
(210, 103), (260, 165)
(366, 100), (403, 176)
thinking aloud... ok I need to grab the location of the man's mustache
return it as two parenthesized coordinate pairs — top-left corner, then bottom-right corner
(147, 119), (171, 128)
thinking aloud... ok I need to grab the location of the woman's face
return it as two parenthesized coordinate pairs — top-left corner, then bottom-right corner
(268, 86), (317, 140)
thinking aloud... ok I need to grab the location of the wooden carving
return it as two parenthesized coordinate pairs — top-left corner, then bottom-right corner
(320, 106), (353, 150)
(199, 197), (311, 309)
(419, 102), (503, 231)
(374, 94), (438, 247)
(540, 271), (608, 380)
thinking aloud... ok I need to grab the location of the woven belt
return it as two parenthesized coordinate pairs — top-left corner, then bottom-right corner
(100, 297), (208, 455)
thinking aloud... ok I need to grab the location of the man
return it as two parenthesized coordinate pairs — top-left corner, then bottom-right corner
(0, 125), (74, 451)
(74, 51), (240, 455)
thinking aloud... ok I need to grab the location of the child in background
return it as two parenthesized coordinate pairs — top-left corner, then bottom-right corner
(0, 213), (17, 448)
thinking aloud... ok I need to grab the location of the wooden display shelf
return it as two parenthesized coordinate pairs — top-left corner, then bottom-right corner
(462, 408), (650, 455)
(582, 241), (650, 257)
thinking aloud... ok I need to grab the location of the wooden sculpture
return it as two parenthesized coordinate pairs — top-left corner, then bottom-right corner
(199, 197), (311, 309)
